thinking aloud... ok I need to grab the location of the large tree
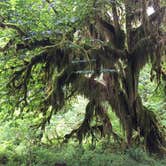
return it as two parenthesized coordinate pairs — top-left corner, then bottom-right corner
(0, 0), (166, 155)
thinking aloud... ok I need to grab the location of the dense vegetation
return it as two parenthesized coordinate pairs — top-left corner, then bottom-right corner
(0, 0), (166, 165)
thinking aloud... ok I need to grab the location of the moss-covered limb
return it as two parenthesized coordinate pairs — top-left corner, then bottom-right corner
(9, 52), (47, 87)
(129, 6), (165, 50)
(95, 104), (122, 142)
(130, 37), (156, 73)
(0, 22), (25, 36)
(142, 0), (150, 36)
(63, 100), (95, 143)
(107, 88), (133, 145)
(126, 35), (163, 103)
(64, 100), (120, 144)
(144, 6), (165, 27)
(101, 45), (127, 60)
(95, 15), (126, 50)
(95, 16), (121, 47)
(43, 64), (80, 113)
(111, 3), (126, 50)
(125, 0), (133, 51)
(72, 77), (108, 102)
(134, 96), (166, 155)
(21, 52), (48, 101)
(111, 1), (120, 30)
(0, 38), (53, 53)
(16, 38), (54, 51)
(77, 100), (96, 143)
(101, 72), (132, 130)
(8, 52), (48, 105)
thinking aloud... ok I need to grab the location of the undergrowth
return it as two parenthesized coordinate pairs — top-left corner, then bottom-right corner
(0, 141), (166, 166)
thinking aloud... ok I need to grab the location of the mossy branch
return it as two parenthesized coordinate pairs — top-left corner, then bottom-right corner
(0, 22), (25, 36)
(8, 52), (47, 103)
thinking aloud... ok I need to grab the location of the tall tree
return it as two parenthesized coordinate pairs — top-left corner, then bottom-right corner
(0, 0), (166, 155)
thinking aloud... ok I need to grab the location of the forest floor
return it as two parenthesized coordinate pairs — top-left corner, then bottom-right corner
(0, 141), (166, 166)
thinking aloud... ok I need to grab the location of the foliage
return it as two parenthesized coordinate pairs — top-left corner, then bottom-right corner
(0, 137), (166, 166)
(0, 1), (166, 164)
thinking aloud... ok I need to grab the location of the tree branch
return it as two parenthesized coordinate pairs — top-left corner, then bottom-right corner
(111, 1), (120, 30)
(0, 38), (53, 52)
(9, 52), (47, 91)
(16, 38), (53, 51)
(0, 22), (25, 36)
(125, 0), (133, 51)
